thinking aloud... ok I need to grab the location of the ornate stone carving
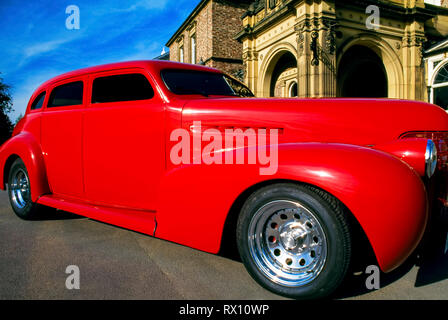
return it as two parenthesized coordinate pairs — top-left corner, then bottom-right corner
(186, 20), (197, 32)
(310, 31), (337, 74)
(402, 33), (426, 66)
(175, 35), (184, 43)
(310, 31), (319, 66)
(295, 17), (337, 56)
(242, 49), (259, 61)
(297, 33), (305, 57)
(321, 18), (337, 55)
(298, 43), (304, 57)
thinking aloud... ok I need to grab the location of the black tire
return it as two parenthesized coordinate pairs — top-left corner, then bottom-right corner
(236, 183), (351, 299)
(7, 158), (40, 220)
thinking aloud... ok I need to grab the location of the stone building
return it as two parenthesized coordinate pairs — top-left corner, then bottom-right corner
(166, 0), (448, 109)
(235, 0), (448, 106)
(166, 0), (252, 79)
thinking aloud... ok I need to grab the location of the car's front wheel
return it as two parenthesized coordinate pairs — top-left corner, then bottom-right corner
(237, 183), (351, 299)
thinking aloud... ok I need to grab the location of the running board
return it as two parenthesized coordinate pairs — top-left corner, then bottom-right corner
(37, 195), (157, 236)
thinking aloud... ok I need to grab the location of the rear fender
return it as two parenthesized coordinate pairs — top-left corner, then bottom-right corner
(0, 132), (50, 201)
(155, 143), (427, 273)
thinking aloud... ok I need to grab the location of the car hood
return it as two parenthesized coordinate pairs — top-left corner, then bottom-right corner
(182, 98), (448, 146)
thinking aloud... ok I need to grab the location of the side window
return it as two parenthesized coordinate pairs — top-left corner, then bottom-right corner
(48, 81), (84, 108)
(92, 73), (154, 103)
(30, 91), (46, 110)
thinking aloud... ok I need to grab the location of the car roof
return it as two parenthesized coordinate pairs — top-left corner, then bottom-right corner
(34, 60), (222, 93)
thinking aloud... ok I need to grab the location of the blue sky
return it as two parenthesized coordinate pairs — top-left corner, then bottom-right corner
(0, 0), (199, 121)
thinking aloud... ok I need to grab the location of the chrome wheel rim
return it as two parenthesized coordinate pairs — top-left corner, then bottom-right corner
(10, 168), (30, 209)
(248, 200), (327, 287)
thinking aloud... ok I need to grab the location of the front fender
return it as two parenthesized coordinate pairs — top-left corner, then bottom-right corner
(0, 132), (50, 201)
(155, 143), (427, 273)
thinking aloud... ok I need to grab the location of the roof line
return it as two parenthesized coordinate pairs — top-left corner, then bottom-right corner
(165, 0), (210, 47)
(425, 37), (448, 54)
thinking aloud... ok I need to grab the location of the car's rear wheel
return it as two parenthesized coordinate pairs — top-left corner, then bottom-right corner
(237, 183), (351, 299)
(8, 158), (40, 220)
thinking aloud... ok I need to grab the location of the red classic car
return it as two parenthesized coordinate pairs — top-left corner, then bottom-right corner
(1, 60), (447, 299)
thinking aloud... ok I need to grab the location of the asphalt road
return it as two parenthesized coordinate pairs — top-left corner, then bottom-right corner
(1, 190), (448, 300)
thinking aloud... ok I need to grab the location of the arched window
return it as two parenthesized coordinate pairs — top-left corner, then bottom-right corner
(432, 62), (448, 110)
(435, 63), (448, 85)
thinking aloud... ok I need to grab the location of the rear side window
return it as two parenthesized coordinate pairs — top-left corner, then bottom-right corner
(92, 73), (154, 103)
(30, 92), (46, 110)
(48, 81), (84, 107)
(161, 69), (236, 96)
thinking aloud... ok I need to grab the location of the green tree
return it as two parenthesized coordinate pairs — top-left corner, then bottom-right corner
(0, 74), (14, 145)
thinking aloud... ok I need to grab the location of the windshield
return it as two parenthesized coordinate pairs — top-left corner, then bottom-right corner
(224, 75), (255, 98)
(161, 69), (253, 97)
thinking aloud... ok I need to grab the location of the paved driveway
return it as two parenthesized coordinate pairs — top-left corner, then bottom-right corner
(0, 191), (447, 300)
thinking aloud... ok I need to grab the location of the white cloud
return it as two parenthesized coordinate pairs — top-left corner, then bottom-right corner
(112, 0), (169, 13)
(23, 38), (70, 59)
(119, 41), (161, 61)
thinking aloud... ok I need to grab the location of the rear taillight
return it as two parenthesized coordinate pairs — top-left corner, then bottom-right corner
(400, 131), (448, 171)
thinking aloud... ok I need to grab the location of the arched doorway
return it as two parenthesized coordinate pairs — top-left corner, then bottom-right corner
(259, 45), (298, 97)
(289, 81), (298, 97)
(269, 52), (297, 97)
(337, 45), (388, 98)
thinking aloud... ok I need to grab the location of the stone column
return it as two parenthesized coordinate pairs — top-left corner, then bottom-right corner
(319, 18), (338, 97)
(402, 21), (426, 101)
(294, 1), (337, 98)
(295, 21), (312, 98)
(242, 47), (259, 96)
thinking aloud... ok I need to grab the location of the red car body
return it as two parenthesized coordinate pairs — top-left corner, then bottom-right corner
(1, 60), (448, 298)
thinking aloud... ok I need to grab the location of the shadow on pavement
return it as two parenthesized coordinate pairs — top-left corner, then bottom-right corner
(415, 223), (448, 287)
(334, 212), (448, 299)
(32, 207), (84, 221)
(333, 252), (417, 299)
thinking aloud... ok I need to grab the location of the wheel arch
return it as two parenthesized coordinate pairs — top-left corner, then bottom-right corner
(0, 133), (50, 201)
(217, 143), (428, 273)
(219, 179), (377, 268)
(3, 154), (20, 188)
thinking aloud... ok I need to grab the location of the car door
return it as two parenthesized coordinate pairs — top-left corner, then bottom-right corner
(41, 77), (85, 197)
(83, 68), (165, 210)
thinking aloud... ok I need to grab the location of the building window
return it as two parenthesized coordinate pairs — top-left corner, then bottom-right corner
(435, 63), (448, 84)
(191, 34), (196, 64)
(179, 46), (184, 63)
(432, 61), (448, 110)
